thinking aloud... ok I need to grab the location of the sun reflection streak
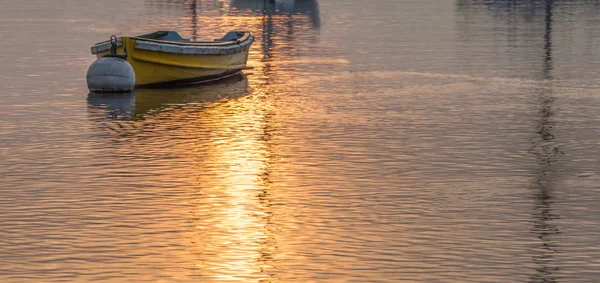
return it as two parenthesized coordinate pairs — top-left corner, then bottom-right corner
(183, 5), (321, 279)
(182, 85), (278, 281)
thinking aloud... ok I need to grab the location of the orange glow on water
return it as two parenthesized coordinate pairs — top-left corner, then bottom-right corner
(177, 92), (279, 281)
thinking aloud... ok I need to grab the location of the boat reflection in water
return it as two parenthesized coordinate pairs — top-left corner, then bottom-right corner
(87, 74), (249, 120)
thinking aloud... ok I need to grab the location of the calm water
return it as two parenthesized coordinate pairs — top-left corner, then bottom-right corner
(2, 0), (600, 282)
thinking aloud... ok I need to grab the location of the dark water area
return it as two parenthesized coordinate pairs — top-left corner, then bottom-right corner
(2, 0), (600, 282)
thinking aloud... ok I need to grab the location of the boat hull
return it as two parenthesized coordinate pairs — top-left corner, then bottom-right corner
(93, 33), (253, 86)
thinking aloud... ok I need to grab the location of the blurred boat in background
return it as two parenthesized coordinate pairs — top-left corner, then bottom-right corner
(229, 0), (320, 28)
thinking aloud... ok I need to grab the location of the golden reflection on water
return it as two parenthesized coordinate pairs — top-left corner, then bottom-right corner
(200, 75), (285, 281)
(184, 84), (277, 281)
(183, 23), (285, 276)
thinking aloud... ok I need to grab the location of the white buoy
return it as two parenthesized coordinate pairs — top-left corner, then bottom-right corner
(86, 55), (135, 92)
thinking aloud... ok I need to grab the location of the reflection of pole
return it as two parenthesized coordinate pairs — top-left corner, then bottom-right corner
(542, 0), (554, 80)
(530, 1), (560, 282)
(257, 114), (277, 279)
(191, 0), (199, 41)
(257, 3), (277, 277)
(262, 0), (274, 61)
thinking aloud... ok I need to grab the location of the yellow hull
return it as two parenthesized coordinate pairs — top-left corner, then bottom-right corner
(93, 32), (253, 86)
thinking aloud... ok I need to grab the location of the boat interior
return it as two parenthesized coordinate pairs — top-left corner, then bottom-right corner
(138, 31), (191, 42)
(137, 31), (246, 43)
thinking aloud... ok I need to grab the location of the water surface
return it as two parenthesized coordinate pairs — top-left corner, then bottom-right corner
(2, 0), (600, 282)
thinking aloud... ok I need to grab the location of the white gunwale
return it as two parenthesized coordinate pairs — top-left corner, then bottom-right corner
(134, 35), (254, 55)
(91, 32), (253, 56)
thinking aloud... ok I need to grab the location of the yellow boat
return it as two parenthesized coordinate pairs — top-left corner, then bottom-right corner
(91, 31), (254, 86)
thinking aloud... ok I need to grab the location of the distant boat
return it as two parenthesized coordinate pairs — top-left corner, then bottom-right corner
(229, 0), (320, 28)
(91, 31), (254, 86)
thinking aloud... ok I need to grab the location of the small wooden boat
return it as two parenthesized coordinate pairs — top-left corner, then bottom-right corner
(91, 31), (254, 86)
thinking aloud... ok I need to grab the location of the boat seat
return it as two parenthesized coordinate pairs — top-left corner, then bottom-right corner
(156, 31), (191, 42)
(214, 31), (244, 42)
(141, 31), (191, 42)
